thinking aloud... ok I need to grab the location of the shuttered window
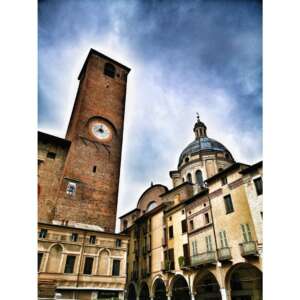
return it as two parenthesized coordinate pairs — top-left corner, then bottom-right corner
(224, 195), (234, 214)
(219, 231), (228, 248)
(205, 235), (213, 251)
(241, 224), (252, 242)
(254, 177), (263, 195)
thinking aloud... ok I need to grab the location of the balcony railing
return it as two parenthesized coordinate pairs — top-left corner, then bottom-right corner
(161, 260), (174, 272)
(178, 256), (190, 269)
(239, 241), (258, 257)
(217, 247), (232, 261)
(190, 251), (217, 266)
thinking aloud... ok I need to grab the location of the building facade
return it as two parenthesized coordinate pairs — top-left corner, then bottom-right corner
(120, 118), (263, 300)
(38, 49), (130, 300)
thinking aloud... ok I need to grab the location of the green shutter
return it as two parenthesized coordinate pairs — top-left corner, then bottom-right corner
(241, 224), (248, 242)
(219, 231), (224, 248)
(223, 231), (228, 247)
(246, 224), (252, 241)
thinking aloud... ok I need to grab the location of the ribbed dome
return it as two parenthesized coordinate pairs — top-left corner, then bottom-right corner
(178, 137), (233, 167)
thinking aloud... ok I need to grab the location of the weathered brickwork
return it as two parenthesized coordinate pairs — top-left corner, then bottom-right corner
(38, 49), (130, 232)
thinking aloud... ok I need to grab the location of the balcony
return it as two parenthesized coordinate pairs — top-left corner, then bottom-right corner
(217, 247), (232, 261)
(239, 241), (258, 257)
(190, 251), (217, 267)
(161, 260), (174, 273)
(178, 256), (190, 270)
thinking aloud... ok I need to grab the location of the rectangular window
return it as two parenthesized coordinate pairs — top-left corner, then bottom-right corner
(66, 182), (76, 196)
(224, 195), (234, 214)
(205, 235), (213, 251)
(38, 252), (43, 271)
(219, 230), (228, 248)
(241, 224), (253, 242)
(89, 235), (96, 244)
(181, 219), (187, 234)
(71, 233), (78, 242)
(47, 152), (56, 159)
(168, 248), (175, 269)
(204, 213), (210, 224)
(83, 257), (94, 274)
(39, 229), (47, 239)
(64, 255), (76, 273)
(112, 259), (121, 276)
(190, 220), (194, 231)
(254, 177), (263, 195)
(221, 176), (227, 185)
(116, 239), (122, 248)
(168, 226), (174, 239)
(192, 240), (198, 255)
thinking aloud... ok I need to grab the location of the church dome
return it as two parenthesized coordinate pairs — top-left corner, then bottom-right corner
(178, 137), (233, 166)
(178, 115), (234, 167)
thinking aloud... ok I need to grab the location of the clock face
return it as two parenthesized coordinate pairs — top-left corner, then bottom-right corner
(89, 120), (113, 142)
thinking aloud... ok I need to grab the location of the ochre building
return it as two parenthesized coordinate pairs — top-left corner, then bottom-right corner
(38, 49), (130, 300)
(120, 117), (263, 300)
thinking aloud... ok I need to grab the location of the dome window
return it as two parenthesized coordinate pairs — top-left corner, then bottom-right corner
(185, 157), (189, 163)
(146, 201), (157, 212)
(187, 173), (192, 184)
(196, 170), (203, 186)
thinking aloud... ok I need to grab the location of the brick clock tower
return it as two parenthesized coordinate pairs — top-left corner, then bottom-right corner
(53, 49), (130, 232)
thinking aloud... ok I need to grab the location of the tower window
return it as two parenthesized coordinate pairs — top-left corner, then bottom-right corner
(123, 219), (128, 230)
(47, 152), (56, 159)
(190, 220), (194, 230)
(187, 173), (192, 183)
(104, 63), (116, 78)
(224, 195), (234, 214)
(254, 177), (263, 195)
(66, 182), (76, 196)
(185, 157), (189, 163)
(93, 166), (97, 173)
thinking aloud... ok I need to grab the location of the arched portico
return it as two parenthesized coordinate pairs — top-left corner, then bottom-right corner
(128, 283), (137, 300)
(140, 281), (150, 300)
(193, 271), (221, 300)
(152, 277), (167, 300)
(170, 274), (190, 300)
(226, 263), (262, 300)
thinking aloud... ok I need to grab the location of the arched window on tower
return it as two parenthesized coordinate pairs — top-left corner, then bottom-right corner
(187, 173), (192, 184)
(104, 63), (116, 78)
(196, 170), (203, 186)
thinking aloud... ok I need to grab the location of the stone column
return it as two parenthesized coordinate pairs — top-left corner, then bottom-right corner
(190, 293), (196, 300)
(167, 296), (172, 300)
(220, 288), (230, 300)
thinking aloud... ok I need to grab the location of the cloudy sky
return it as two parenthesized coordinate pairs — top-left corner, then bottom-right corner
(38, 0), (262, 224)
